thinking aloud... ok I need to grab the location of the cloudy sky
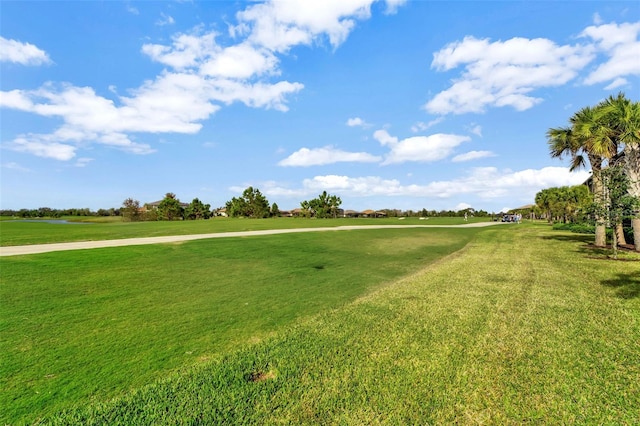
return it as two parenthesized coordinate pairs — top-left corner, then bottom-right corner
(1, 1), (638, 213)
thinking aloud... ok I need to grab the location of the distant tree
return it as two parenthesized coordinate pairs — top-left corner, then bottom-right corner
(225, 187), (270, 218)
(299, 200), (312, 218)
(271, 202), (280, 217)
(157, 193), (184, 221)
(328, 194), (342, 218)
(185, 198), (211, 220)
(535, 186), (591, 224)
(301, 191), (342, 218)
(37, 207), (60, 218)
(121, 198), (141, 222)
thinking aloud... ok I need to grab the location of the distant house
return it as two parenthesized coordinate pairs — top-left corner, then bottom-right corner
(360, 209), (387, 218)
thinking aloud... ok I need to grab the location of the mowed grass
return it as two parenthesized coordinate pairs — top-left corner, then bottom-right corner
(1, 227), (481, 424)
(0, 216), (489, 246)
(33, 223), (640, 425)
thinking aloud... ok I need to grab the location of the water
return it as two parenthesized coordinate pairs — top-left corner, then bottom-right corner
(12, 219), (94, 225)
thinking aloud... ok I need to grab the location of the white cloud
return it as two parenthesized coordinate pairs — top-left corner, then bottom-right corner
(455, 202), (472, 211)
(0, 89), (35, 109)
(1, 62), (304, 159)
(374, 129), (470, 165)
(2, 162), (31, 172)
(346, 117), (370, 127)
(74, 157), (94, 168)
(384, 0), (406, 15)
(373, 129), (398, 146)
(422, 166), (590, 199)
(156, 13), (175, 26)
(581, 21), (640, 86)
(125, 2), (139, 15)
(200, 43), (279, 79)
(468, 124), (482, 137)
(411, 117), (444, 133)
(303, 175), (405, 195)
(142, 32), (217, 70)
(235, 0), (374, 52)
(593, 13), (603, 25)
(11, 136), (77, 161)
(0, 37), (52, 65)
(425, 35), (594, 114)
(452, 150), (495, 162)
(604, 77), (628, 90)
(1, 1), (401, 161)
(278, 146), (381, 166)
(258, 167), (589, 205)
(249, 167), (589, 208)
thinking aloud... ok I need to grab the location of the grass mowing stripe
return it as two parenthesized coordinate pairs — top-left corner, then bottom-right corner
(38, 223), (640, 425)
(1, 227), (481, 424)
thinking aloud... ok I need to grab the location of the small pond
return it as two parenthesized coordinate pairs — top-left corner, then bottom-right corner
(11, 219), (95, 225)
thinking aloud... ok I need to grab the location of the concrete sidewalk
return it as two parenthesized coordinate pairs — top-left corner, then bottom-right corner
(0, 222), (507, 257)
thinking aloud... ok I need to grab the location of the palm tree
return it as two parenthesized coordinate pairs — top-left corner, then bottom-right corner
(547, 106), (617, 247)
(599, 93), (640, 251)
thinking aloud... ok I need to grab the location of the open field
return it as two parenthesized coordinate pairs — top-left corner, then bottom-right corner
(1, 226), (483, 424)
(0, 216), (490, 247)
(3, 223), (639, 424)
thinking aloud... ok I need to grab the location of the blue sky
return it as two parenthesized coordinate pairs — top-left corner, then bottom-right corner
(1, 1), (639, 213)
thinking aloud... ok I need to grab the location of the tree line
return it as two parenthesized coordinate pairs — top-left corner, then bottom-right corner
(2, 188), (496, 221)
(1, 207), (120, 218)
(544, 92), (640, 252)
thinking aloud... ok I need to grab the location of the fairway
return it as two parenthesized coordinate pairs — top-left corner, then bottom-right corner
(0, 216), (492, 247)
(1, 225), (482, 424)
(0, 221), (502, 256)
(3, 223), (638, 424)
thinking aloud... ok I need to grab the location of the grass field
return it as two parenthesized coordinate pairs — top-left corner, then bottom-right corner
(1, 225), (483, 424)
(2, 222), (639, 424)
(0, 216), (489, 246)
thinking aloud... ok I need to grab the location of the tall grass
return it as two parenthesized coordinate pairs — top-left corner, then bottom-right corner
(36, 223), (640, 424)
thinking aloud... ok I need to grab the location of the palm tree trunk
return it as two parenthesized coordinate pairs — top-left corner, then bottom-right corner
(615, 222), (627, 246)
(591, 166), (607, 247)
(625, 144), (640, 251)
(612, 225), (618, 259)
(632, 218), (640, 252)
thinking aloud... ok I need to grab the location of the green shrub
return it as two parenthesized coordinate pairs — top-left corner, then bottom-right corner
(553, 222), (633, 242)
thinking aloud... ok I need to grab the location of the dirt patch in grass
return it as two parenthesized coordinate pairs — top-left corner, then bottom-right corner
(246, 370), (276, 382)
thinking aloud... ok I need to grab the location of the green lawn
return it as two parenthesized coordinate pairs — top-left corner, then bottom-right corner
(3, 223), (638, 424)
(36, 223), (640, 425)
(0, 216), (490, 246)
(1, 226), (482, 424)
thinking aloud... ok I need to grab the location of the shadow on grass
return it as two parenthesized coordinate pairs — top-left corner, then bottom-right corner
(539, 233), (593, 245)
(539, 233), (596, 256)
(540, 233), (638, 258)
(601, 272), (640, 299)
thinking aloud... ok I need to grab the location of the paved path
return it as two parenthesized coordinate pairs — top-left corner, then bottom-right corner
(0, 222), (507, 257)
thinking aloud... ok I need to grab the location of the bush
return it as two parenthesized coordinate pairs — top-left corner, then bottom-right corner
(553, 222), (633, 243)
(552, 222), (594, 234)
